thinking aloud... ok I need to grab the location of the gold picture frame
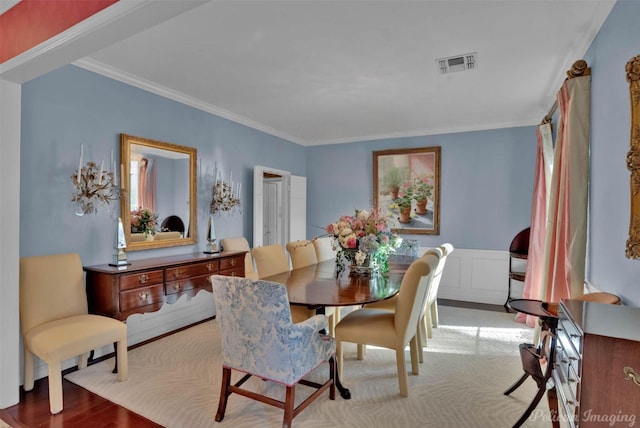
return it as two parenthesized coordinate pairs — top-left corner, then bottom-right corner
(626, 54), (640, 258)
(373, 147), (440, 235)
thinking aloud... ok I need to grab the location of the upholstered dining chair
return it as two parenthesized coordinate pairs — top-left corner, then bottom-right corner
(19, 253), (128, 414)
(362, 245), (447, 363)
(210, 275), (335, 427)
(286, 240), (318, 269)
(252, 244), (316, 323)
(335, 253), (440, 397)
(220, 236), (258, 279)
(311, 236), (338, 262)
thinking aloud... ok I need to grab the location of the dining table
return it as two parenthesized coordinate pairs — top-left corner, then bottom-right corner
(262, 255), (419, 400)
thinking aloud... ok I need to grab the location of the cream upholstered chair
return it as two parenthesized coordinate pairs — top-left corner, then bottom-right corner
(312, 236), (338, 262)
(211, 275), (335, 427)
(363, 246), (446, 362)
(19, 253), (128, 414)
(220, 236), (258, 279)
(252, 244), (315, 323)
(286, 240), (318, 269)
(426, 243), (454, 333)
(335, 253), (439, 397)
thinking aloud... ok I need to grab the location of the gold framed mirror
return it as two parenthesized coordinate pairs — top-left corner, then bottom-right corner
(120, 133), (197, 251)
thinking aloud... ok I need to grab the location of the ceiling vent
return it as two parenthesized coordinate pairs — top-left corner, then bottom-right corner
(436, 53), (477, 74)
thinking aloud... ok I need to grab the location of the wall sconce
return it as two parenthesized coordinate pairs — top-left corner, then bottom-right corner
(206, 168), (241, 253)
(71, 145), (120, 216)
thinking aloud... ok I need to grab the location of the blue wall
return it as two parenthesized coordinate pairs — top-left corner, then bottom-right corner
(583, 0), (640, 305)
(305, 128), (536, 250)
(20, 65), (305, 266)
(20, 0), (640, 305)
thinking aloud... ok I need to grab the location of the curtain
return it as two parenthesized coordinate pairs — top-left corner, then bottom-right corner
(138, 157), (157, 213)
(541, 75), (590, 302)
(516, 123), (554, 326)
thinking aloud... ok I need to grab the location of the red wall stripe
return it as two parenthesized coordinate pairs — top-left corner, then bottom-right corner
(0, 0), (118, 64)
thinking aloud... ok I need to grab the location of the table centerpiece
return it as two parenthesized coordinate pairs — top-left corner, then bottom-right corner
(326, 208), (397, 275)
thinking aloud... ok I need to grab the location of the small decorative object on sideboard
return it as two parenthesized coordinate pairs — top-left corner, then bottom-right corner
(109, 217), (130, 267)
(71, 145), (120, 216)
(204, 214), (219, 254)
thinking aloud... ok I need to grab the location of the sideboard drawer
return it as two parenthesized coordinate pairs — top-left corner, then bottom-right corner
(120, 270), (164, 291)
(219, 255), (243, 272)
(165, 274), (212, 295)
(166, 261), (218, 281)
(120, 284), (164, 312)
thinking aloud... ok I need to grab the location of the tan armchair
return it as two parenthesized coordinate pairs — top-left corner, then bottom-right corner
(311, 236), (337, 262)
(252, 244), (315, 323)
(286, 240), (317, 269)
(19, 253), (128, 414)
(220, 237), (258, 279)
(335, 253), (440, 397)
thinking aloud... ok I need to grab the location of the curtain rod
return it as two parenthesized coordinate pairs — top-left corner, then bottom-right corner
(540, 60), (590, 125)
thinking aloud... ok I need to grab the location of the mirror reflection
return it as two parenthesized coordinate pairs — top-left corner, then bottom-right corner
(120, 134), (197, 251)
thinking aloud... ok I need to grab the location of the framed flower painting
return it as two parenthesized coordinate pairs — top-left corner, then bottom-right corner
(373, 146), (441, 235)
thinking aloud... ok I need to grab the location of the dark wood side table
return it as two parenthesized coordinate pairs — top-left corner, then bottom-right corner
(504, 299), (560, 428)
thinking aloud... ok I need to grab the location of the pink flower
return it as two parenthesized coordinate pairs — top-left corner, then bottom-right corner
(346, 236), (357, 248)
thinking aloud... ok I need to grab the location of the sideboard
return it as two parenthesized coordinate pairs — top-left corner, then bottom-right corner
(84, 251), (246, 321)
(554, 299), (640, 427)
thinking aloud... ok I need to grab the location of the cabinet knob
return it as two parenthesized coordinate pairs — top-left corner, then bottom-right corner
(138, 274), (149, 284)
(173, 282), (182, 291)
(624, 366), (640, 387)
(230, 259), (236, 267)
(207, 276), (212, 284)
(138, 291), (148, 301)
(174, 268), (182, 277)
(207, 263), (214, 272)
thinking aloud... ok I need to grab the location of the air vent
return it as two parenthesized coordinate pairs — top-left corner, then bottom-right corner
(436, 53), (477, 74)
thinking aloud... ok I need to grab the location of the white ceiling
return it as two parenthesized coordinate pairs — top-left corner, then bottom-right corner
(74, 0), (615, 146)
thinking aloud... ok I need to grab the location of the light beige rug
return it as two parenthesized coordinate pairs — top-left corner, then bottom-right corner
(65, 306), (553, 428)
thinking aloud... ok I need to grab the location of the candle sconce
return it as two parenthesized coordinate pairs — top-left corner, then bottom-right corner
(71, 161), (120, 216)
(205, 171), (241, 253)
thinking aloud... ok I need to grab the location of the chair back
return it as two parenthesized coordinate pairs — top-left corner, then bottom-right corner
(394, 253), (439, 342)
(286, 240), (318, 269)
(211, 276), (293, 369)
(160, 215), (185, 233)
(220, 237), (257, 279)
(426, 243), (454, 304)
(312, 236), (337, 262)
(19, 253), (88, 334)
(252, 244), (290, 278)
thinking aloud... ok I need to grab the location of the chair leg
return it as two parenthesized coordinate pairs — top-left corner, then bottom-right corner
(426, 311), (433, 339)
(283, 385), (295, 428)
(356, 344), (365, 360)
(546, 386), (560, 428)
(504, 373), (530, 395)
(395, 348), (409, 397)
(336, 340), (343, 380)
(512, 384), (547, 428)
(116, 338), (128, 381)
(78, 352), (89, 370)
(409, 336), (419, 375)
(215, 367), (232, 422)
(23, 349), (35, 392)
(47, 360), (63, 414)
(431, 301), (439, 328)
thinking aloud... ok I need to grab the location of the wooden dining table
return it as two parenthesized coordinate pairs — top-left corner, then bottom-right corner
(262, 255), (419, 399)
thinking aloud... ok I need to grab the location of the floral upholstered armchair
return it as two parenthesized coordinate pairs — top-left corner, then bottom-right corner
(210, 275), (335, 427)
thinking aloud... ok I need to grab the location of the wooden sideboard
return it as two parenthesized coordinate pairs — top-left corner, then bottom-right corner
(554, 299), (640, 428)
(84, 251), (246, 321)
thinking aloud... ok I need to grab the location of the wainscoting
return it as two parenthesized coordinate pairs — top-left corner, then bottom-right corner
(433, 248), (518, 305)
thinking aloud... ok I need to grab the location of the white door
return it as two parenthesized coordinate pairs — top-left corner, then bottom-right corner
(289, 175), (306, 242)
(253, 165), (297, 248)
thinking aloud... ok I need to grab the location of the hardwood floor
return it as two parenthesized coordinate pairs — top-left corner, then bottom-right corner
(0, 300), (505, 427)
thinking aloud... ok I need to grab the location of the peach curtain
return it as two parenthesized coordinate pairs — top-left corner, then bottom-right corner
(516, 123), (553, 326)
(138, 157), (156, 213)
(541, 75), (590, 302)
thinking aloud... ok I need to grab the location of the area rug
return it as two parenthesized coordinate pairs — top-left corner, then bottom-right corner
(65, 306), (552, 428)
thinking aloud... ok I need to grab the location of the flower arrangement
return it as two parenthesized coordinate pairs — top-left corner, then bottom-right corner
(326, 208), (396, 273)
(130, 207), (158, 236)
